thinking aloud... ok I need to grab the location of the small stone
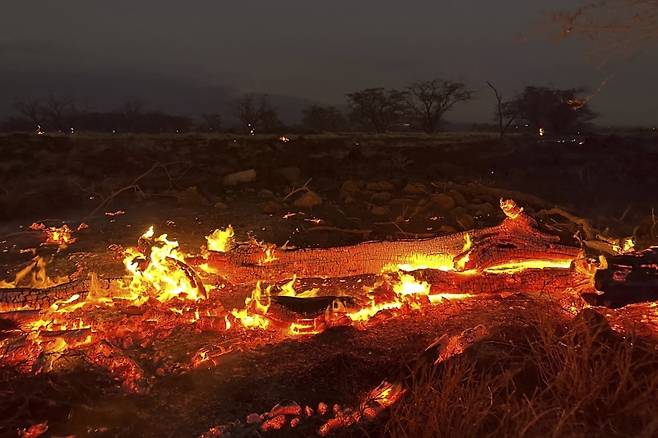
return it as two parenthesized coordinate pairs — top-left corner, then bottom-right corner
(261, 201), (282, 214)
(246, 413), (263, 424)
(389, 198), (414, 207)
(403, 182), (427, 194)
(260, 415), (286, 431)
(431, 193), (456, 212)
(223, 169), (256, 186)
(366, 181), (394, 191)
(341, 180), (362, 194)
(370, 205), (390, 216)
(213, 201), (228, 209)
(174, 186), (209, 206)
(258, 189), (274, 199)
(293, 191), (322, 209)
(371, 191), (391, 204)
(447, 189), (467, 206)
(455, 213), (474, 230)
(477, 202), (496, 215)
(278, 166), (301, 183)
(269, 401), (302, 417)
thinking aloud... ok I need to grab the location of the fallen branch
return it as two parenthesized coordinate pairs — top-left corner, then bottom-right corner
(83, 162), (180, 220)
(204, 200), (582, 284)
(283, 178), (312, 201)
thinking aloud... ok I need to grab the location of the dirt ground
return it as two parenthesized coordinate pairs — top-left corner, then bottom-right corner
(1, 132), (657, 437)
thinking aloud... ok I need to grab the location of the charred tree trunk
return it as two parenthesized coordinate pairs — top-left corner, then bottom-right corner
(588, 247), (658, 307)
(204, 203), (582, 284)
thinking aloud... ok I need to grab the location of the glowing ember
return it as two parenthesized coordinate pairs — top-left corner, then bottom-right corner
(500, 198), (524, 219)
(30, 223), (77, 248)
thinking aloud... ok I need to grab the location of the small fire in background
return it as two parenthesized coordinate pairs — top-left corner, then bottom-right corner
(29, 223), (87, 249)
(0, 255), (67, 290)
(539, 127), (545, 136)
(206, 225), (235, 252)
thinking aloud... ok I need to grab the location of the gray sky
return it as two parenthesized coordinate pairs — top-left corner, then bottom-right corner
(2, 0), (656, 125)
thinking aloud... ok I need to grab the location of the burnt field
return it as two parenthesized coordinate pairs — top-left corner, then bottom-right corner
(1, 133), (658, 437)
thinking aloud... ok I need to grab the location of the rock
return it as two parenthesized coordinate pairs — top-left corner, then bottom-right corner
(341, 180), (362, 193)
(370, 205), (390, 216)
(246, 413), (263, 424)
(371, 191), (392, 204)
(455, 213), (474, 230)
(293, 191), (322, 209)
(223, 169), (256, 186)
(403, 182), (427, 195)
(430, 193), (456, 212)
(174, 186), (210, 206)
(447, 189), (467, 206)
(269, 401), (302, 417)
(261, 201), (283, 214)
(278, 167), (301, 183)
(389, 198), (415, 208)
(258, 189), (274, 199)
(213, 201), (228, 209)
(342, 195), (357, 205)
(471, 202), (496, 216)
(366, 181), (394, 192)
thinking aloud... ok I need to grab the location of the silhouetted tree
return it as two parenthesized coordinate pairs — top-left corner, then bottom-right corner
(301, 105), (346, 132)
(117, 100), (146, 132)
(13, 98), (44, 130)
(406, 80), (473, 133)
(232, 94), (282, 133)
(42, 93), (77, 132)
(486, 81), (517, 138)
(505, 86), (597, 134)
(346, 88), (408, 133)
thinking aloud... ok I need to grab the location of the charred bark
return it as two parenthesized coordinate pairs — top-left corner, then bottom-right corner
(588, 247), (658, 307)
(0, 277), (113, 312)
(205, 205), (582, 284)
(412, 267), (592, 298)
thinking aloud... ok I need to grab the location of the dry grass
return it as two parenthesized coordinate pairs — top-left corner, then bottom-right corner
(383, 309), (658, 438)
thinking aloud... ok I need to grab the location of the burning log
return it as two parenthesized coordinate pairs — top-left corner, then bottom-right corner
(587, 247), (658, 307)
(0, 277), (111, 312)
(412, 267), (592, 298)
(205, 200), (582, 284)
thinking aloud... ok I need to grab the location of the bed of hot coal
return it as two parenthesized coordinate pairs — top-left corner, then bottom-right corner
(1, 201), (658, 438)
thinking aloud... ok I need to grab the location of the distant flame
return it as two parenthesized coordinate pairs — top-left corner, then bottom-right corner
(206, 226), (235, 252)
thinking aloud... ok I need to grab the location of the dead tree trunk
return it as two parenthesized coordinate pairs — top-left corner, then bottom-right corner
(204, 202), (582, 284)
(589, 247), (658, 307)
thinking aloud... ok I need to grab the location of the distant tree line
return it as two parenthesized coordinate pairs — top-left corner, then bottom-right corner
(1, 79), (597, 136)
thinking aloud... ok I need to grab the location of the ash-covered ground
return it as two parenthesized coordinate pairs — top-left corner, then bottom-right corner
(1, 133), (657, 437)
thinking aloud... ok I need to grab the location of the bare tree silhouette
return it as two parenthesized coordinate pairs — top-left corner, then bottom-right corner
(406, 79), (472, 133)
